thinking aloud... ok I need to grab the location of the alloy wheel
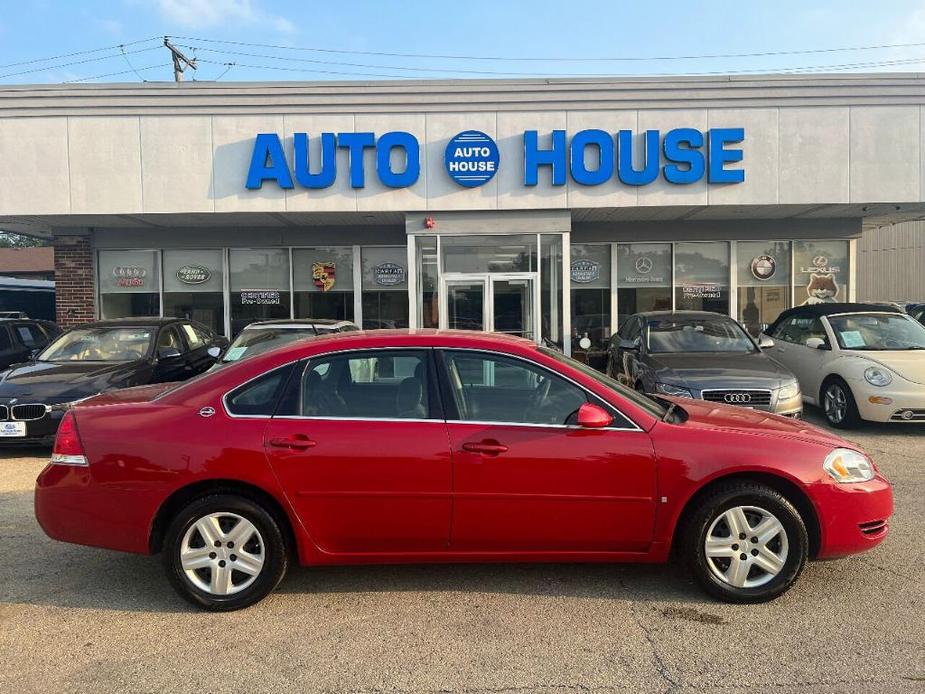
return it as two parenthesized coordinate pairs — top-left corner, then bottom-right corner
(179, 512), (265, 596)
(824, 383), (847, 424)
(704, 505), (789, 589)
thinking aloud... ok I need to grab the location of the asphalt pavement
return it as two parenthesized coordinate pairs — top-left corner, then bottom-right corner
(1, 408), (923, 693)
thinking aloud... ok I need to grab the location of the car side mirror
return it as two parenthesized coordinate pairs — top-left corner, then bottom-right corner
(28, 348), (41, 360)
(757, 335), (774, 349)
(207, 346), (222, 359)
(576, 402), (613, 428)
(619, 338), (640, 352)
(805, 337), (827, 350)
(157, 346), (182, 360)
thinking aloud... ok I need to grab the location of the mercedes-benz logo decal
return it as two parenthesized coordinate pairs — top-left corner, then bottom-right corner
(635, 257), (653, 274)
(724, 393), (753, 404)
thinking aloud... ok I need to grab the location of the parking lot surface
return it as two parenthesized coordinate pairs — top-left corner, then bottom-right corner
(1, 409), (923, 694)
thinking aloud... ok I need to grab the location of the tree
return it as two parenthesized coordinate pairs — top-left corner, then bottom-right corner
(0, 232), (50, 248)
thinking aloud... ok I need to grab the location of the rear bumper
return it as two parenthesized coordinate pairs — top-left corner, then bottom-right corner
(34, 463), (152, 554)
(811, 475), (893, 559)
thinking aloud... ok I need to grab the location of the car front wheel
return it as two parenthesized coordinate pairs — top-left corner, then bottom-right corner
(821, 378), (861, 428)
(162, 494), (288, 611)
(683, 482), (808, 603)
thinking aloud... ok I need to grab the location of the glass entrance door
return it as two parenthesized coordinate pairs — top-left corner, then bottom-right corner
(440, 274), (537, 340)
(492, 277), (534, 340)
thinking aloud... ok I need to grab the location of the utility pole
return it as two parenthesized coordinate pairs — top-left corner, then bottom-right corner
(163, 38), (197, 82)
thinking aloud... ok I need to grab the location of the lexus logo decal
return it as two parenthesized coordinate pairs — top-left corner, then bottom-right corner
(724, 393), (752, 404)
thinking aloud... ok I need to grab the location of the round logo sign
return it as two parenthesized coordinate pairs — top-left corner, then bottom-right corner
(570, 259), (600, 284)
(750, 255), (776, 281)
(176, 264), (212, 285)
(812, 255), (828, 269)
(635, 257), (653, 274)
(444, 130), (499, 187)
(374, 262), (405, 286)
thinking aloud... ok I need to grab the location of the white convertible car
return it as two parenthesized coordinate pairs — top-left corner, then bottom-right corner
(762, 303), (925, 428)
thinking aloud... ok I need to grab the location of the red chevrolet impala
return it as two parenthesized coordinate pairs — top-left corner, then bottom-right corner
(35, 331), (892, 610)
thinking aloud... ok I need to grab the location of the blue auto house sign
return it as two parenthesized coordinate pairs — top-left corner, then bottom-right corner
(245, 128), (745, 190)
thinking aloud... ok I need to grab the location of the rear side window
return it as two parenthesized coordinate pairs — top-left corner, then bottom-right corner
(225, 365), (294, 416)
(13, 323), (47, 348)
(0, 327), (10, 351)
(181, 323), (206, 350)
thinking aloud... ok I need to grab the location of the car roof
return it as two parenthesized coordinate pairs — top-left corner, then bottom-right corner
(636, 310), (732, 321)
(765, 303), (903, 333)
(74, 317), (185, 329)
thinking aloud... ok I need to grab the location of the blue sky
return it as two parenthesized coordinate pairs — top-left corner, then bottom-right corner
(2, 0), (925, 84)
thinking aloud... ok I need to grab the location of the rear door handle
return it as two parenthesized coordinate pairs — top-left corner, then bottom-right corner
(268, 435), (317, 450)
(462, 440), (508, 456)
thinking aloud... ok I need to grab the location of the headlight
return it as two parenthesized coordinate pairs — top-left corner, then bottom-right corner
(778, 381), (801, 400)
(864, 366), (892, 387)
(654, 382), (693, 398)
(823, 448), (875, 483)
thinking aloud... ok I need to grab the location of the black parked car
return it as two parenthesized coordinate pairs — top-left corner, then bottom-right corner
(606, 311), (803, 417)
(0, 318), (227, 444)
(0, 318), (61, 371)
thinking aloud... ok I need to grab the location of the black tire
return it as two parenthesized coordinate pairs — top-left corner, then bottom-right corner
(162, 494), (288, 611)
(820, 376), (861, 429)
(682, 482), (808, 604)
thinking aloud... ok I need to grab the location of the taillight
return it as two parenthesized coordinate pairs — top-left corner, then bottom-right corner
(51, 410), (88, 466)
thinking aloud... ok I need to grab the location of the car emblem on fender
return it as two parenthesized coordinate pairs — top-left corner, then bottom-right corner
(724, 393), (752, 404)
(198, 406), (215, 418)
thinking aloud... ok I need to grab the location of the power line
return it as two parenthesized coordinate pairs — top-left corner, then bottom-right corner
(0, 36), (161, 70)
(119, 45), (149, 82)
(0, 45), (162, 80)
(169, 34), (925, 63)
(65, 64), (171, 83)
(213, 63), (236, 81)
(195, 58), (417, 80)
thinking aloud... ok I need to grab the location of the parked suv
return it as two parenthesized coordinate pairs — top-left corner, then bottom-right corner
(0, 318), (60, 372)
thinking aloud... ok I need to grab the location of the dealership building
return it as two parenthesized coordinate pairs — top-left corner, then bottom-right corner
(2, 74), (925, 358)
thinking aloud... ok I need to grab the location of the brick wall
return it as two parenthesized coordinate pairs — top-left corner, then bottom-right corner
(53, 234), (96, 327)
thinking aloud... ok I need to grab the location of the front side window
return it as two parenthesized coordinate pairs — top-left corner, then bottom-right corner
(158, 326), (186, 353)
(647, 316), (756, 354)
(300, 350), (433, 419)
(180, 323), (206, 350)
(441, 351), (586, 426)
(40, 328), (153, 362)
(827, 314), (925, 351)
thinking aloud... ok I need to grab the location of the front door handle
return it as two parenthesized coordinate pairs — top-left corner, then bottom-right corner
(462, 440), (508, 456)
(268, 434), (317, 450)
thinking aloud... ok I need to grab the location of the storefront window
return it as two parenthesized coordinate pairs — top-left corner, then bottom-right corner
(98, 250), (160, 318)
(416, 236), (439, 328)
(570, 244), (611, 362)
(163, 249), (225, 335)
(674, 241), (730, 314)
(361, 247), (409, 329)
(616, 243), (671, 327)
(793, 240), (850, 307)
(442, 234), (537, 274)
(292, 247), (354, 323)
(541, 235), (563, 349)
(737, 241), (791, 337)
(229, 248), (290, 335)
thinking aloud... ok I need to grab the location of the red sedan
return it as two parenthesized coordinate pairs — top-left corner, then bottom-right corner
(35, 331), (892, 611)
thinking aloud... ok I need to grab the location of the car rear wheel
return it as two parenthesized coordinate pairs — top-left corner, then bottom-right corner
(683, 482), (808, 603)
(162, 494), (288, 611)
(821, 378), (861, 429)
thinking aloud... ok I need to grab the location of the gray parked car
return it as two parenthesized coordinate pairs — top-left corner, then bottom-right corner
(606, 311), (802, 416)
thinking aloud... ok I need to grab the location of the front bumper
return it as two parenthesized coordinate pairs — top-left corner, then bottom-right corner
(811, 474), (893, 559)
(0, 408), (64, 445)
(849, 377), (925, 423)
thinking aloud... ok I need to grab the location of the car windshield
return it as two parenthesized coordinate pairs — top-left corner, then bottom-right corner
(222, 327), (318, 362)
(38, 327), (153, 362)
(827, 313), (925, 350)
(647, 317), (756, 354)
(538, 347), (667, 419)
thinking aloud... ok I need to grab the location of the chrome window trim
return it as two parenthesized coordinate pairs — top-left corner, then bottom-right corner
(220, 344), (644, 431)
(273, 416), (444, 424)
(438, 347), (644, 432)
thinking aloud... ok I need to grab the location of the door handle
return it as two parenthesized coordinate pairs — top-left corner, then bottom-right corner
(268, 435), (317, 450)
(462, 440), (508, 456)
